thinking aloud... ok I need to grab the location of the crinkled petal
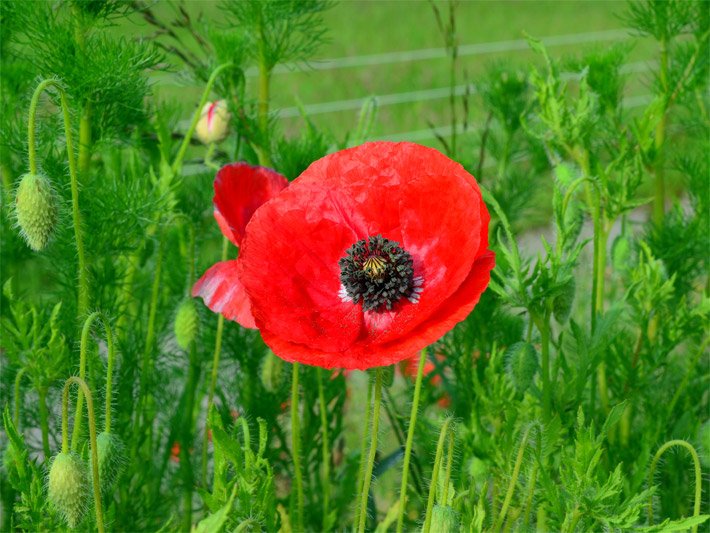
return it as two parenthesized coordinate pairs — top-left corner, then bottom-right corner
(213, 163), (288, 246)
(192, 260), (256, 329)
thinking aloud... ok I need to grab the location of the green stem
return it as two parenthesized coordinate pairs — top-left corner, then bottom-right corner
(62, 376), (104, 533)
(493, 427), (531, 532)
(534, 313), (552, 422)
(13, 369), (27, 427)
(396, 349), (427, 533)
(172, 63), (233, 176)
(38, 385), (51, 460)
(441, 429), (455, 506)
(647, 440), (702, 532)
(652, 39), (669, 226)
(357, 368), (384, 533)
(291, 363), (304, 532)
(26, 79), (88, 316)
(141, 230), (165, 403)
(256, 49), (272, 167)
(103, 320), (115, 434)
(422, 417), (453, 533)
(317, 368), (331, 531)
(72, 311), (101, 451)
(355, 377), (374, 508)
(181, 345), (199, 531)
(201, 237), (229, 485)
(596, 221), (610, 415)
(521, 463), (538, 530)
(77, 104), (92, 178)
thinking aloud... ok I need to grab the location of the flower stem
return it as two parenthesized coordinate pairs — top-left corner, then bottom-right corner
(72, 311), (101, 451)
(533, 313), (552, 422)
(290, 362), (304, 532)
(256, 44), (272, 167)
(652, 38), (669, 226)
(396, 348), (427, 533)
(493, 426), (530, 532)
(647, 439), (702, 533)
(317, 368), (331, 531)
(181, 343), (200, 531)
(172, 63), (233, 176)
(103, 319), (115, 434)
(62, 376), (104, 533)
(422, 417), (453, 533)
(357, 368), (384, 533)
(201, 236), (229, 485)
(140, 229), (165, 410)
(355, 376), (373, 507)
(37, 385), (51, 460)
(26, 79), (88, 317)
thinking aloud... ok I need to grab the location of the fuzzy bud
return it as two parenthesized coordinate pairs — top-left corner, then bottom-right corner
(93, 432), (125, 498)
(505, 342), (539, 394)
(430, 505), (459, 533)
(553, 277), (576, 324)
(174, 298), (199, 350)
(47, 452), (89, 528)
(260, 350), (284, 393)
(14, 172), (58, 251)
(194, 100), (230, 145)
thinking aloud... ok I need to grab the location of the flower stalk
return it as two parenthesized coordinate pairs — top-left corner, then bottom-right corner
(396, 348), (427, 533)
(422, 417), (453, 533)
(290, 362), (304, 532)
(317, 368), (331, 531)
(357, 367), (384, 533)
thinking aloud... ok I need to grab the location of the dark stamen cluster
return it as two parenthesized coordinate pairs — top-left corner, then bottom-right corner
(339, 235), (415, 311)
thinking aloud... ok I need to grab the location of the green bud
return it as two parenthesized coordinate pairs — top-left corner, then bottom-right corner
(505, 342), (539, 394)
(174, 298), (199, 349)
(553, 277), (576, 324)
(93, 432), (125, 498)
(563, 200), (584, 245)
(260, 351), (284, 393)
(47, 452), (89, 528)
(14, 173), (59, 251)
(429, 505), (459, 533)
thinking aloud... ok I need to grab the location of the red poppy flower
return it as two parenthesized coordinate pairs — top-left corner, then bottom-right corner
(193, 163), (289, 328)
(235, 142), (494, 369)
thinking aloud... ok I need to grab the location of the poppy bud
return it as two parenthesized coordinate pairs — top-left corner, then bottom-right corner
(612, 234), (631, 271)
(505, 342), (539, 394)
(553, 277), (576, 324)
(14, 172), (59, 251)
(260, 350), (284, 393)
(47, 452), (89, 528)
(174, 298), (199, 350)
(194, 100), (230, 145)
(93, 432), (125, 498)
(430, 505), (459, 533)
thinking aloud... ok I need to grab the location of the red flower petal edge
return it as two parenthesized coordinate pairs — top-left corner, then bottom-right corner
(237, 142), (495, 369)
(213, 163), (288, 247)
(192, 260), (256, 329)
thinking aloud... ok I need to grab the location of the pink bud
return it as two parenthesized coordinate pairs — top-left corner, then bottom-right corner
(195, 100), (231, 145)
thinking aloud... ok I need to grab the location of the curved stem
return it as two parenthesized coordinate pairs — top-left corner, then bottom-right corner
(62, 376), (104, 533)
(647, 439), (702, 532)
(202, 237), (229, 484)
(172, 63), (233, 176)
(422, 417), (453, 533)
(72, 311), (101, 451)
(13, 368), (27, 427)
(26, 79), (88, 316)
(396, 348), (427, 533)
(357, 368), (384, 533)
(290, 363), (304, 532)
(493, 426), (531, 532)
(317, 368), (331, 531)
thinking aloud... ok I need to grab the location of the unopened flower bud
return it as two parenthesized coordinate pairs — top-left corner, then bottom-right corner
(505, 342), (538, 394)
(93, 432), (125, 498)
(14, 172), (58, 251)
(430, 505), (459, 533)
(47, 452), (89, 528)
(553, 277), (576, 324)
(195, 100), (230, 145)
(174, 298), (199, 350)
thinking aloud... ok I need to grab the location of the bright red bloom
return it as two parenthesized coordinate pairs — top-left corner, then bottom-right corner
(236, 142), (494, 369)
(193, 163), (288, 328)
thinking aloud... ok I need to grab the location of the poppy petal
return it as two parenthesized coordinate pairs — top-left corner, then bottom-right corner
(238, 185), (364, 352)
(213, 163), (288, 246)
(192, 260), (256, 329)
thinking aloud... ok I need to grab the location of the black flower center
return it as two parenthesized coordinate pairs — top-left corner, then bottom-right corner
(338, 235), (422, 312)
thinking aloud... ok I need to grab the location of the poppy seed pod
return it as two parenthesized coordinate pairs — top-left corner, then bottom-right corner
(195, 100), (231, 145)
(14, 172), (59, 251)
(174, 298), (199, 350)
(47, 452), (89, 528)
(430, 505), (459, 533)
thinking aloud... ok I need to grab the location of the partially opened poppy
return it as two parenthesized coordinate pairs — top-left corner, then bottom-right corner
(193, 162), (288, 328)
(227, 141), (494, 370)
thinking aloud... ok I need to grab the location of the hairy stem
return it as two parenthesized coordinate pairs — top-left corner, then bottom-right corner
(103, 320), (116, 434)
(357, 368), (383, 533)
(317, 368), (332, 531)
(62, 376), (104, 533)
(355, 376), (373, 507)
(422, 417), (453, 533)
(290, 363), (304, 532)
(396, 348), (427, 533)
(494, 427), (530, 532)
(72, 311), (101, 451)
(647, 439), (702, 532)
